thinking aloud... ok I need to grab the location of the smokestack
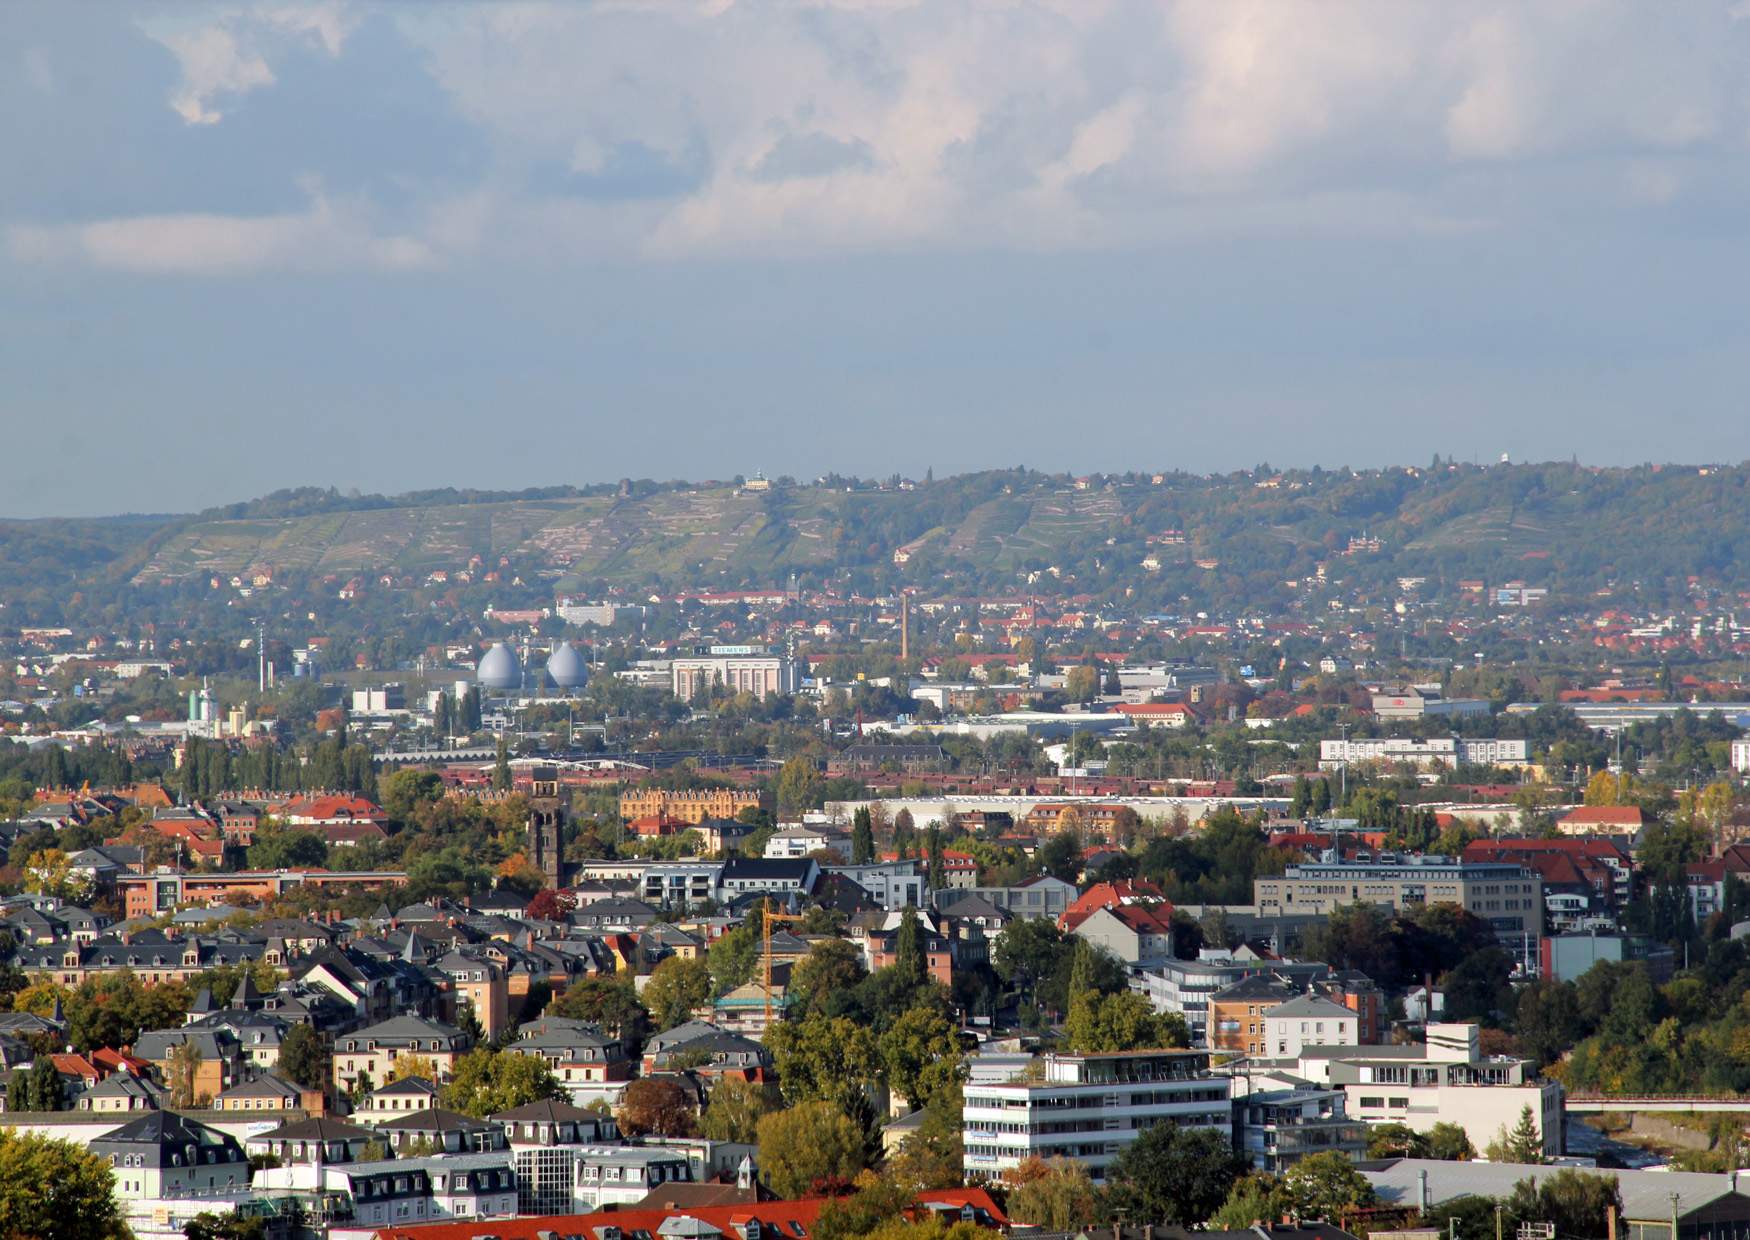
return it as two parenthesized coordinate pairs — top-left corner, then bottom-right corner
(901, 592), (909, 664)
(1417, 1169), (1428, 1214)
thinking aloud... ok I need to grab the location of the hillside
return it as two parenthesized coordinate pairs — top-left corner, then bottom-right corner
(7, 463), (1750, 607)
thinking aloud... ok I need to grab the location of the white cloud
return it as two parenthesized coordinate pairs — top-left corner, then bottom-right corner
(144, 2), (355, 125)
(18, 1), (1750, 273)
(155, 24), (274, 125)
(7, 194), (433, 274)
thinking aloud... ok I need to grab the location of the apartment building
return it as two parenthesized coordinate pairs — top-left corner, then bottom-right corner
(619, 788), (762, 825)
(1235, 1087), (1368, 1173)
(1254, 857), (1543, 946)
(962, 1050), (1232, 1182)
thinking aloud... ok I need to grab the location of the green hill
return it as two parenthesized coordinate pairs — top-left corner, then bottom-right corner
(7, 463), (1750, 606)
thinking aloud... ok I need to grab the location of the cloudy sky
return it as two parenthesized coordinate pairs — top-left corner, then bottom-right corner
(7, 1), (1750, 517)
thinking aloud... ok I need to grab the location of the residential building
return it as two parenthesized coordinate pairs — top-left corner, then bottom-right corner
(1235, 1087), (1368, 1173)
(332, 1016), (470, 1093)
(1208, 974), (1300, 1056)
(962, 1050), (1232, 1181)
(960, 876), (1078, 922)
(1070, 903), (1176, 967)
(718, 857), (818, 901)
(825, 861), (926, 911)
(640, 863), (725, 910)
(1260, 995), (1360, 1058)
(619, 788), (763, 825)
(90, 1111), (249, 1200)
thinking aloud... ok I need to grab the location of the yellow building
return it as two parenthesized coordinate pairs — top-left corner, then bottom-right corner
(619, 787), (761, 825)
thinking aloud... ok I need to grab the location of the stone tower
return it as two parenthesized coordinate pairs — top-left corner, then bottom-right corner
(527, 766), (568, 889)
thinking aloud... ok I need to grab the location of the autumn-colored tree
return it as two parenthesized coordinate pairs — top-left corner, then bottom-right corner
(1005, 1158), (1100, 1231)
(700, 1077), (781, 1144)
(0, 1131), (131, 1240)
(755, 1101), (868, 1197)
(643, 955), (713, 1030)
(387, 1053), (439, 1084)
(616, 1077), (699, 1138)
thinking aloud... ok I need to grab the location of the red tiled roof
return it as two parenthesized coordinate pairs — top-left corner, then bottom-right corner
(1558, 806), (1645, 826)
(370, 1189), (1007, 1240)
(1058, 879), (1166, 931)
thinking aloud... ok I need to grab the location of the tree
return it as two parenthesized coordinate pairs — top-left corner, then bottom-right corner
(550, 977), (650, 1048)
(851, 808), (875, 865)
(888, 1091), (965, 1192)
(1064, 665), (1099, 702)
(493, 735), (512, 791)
(1062, 989), (1188, 1053)
(1106, 1123), (1246, 1226)
(184, 1212), (267, 1240)
(766, 1015), (881, 1115)
(756, 1101), (868, 1197)
(1283, 1151), (1376, 1221)
(1366, 1123), (1424, 1160)
(21, 849), (88, 902)
(643, 956), (713, 1030)
(247, 824), (328, 870)
(775, 757), (821, 816)
(1212, 1175), (1291, 1230)
(1486, 1105), (1546, 1165)
(278, 1024), (328, 1091)
(789, 940), (869, 1018)
(1507, 1170), (1621, 1240)
(386, 1053), (439, 1085)
(167, 1038), (206, 1107)
(700, 1077), (780, 1143)
(1005, 1158), (1101, 1231)
(708, 925), (759, 996)
(1038, 832), (1081, 884)
(0, 1130), (131, 1240)
(441, 1048), (561, 1118)
(526, 889), (568, 921)
(894, 907), (927, 991)
(7, 1058), (64, 1112)
(878, 1006), (963, 1111)
(1425, 1122), (1477, 1161)
(617, 1076), (699, 1138)
(1514, 980), (1581, 1068)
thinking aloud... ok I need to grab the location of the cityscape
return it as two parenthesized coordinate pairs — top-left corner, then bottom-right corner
(8, 5), (1750, 1240)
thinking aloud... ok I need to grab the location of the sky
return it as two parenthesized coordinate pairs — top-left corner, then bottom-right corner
(7, 1), (1750, 518)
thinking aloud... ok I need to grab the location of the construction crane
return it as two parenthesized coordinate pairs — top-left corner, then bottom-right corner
(761, 905), (809, 1031)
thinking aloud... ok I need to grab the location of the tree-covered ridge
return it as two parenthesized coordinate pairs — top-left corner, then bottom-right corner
(12, 460), (1750, 605)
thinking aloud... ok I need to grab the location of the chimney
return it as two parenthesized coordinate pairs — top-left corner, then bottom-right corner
(1607, 1204), (1618, 1240)
(1417, 1169), (1429, 1214)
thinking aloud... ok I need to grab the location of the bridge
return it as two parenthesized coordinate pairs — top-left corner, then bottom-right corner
(1565, 1095), (1750, 1114)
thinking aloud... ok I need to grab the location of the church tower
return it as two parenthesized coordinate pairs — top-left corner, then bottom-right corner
(527, 766), (568, 889)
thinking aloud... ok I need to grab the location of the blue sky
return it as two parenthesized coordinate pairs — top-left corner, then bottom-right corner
(6, 1), (1750, 517)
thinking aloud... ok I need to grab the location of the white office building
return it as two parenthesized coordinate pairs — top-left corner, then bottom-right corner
(1319, 737), (1528, 770)
(962, 1050), (1232, 1182)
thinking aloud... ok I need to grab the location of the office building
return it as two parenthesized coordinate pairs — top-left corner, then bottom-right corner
(1254, 857), (1542, 947)
(962, 1050), (1231, 1182)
